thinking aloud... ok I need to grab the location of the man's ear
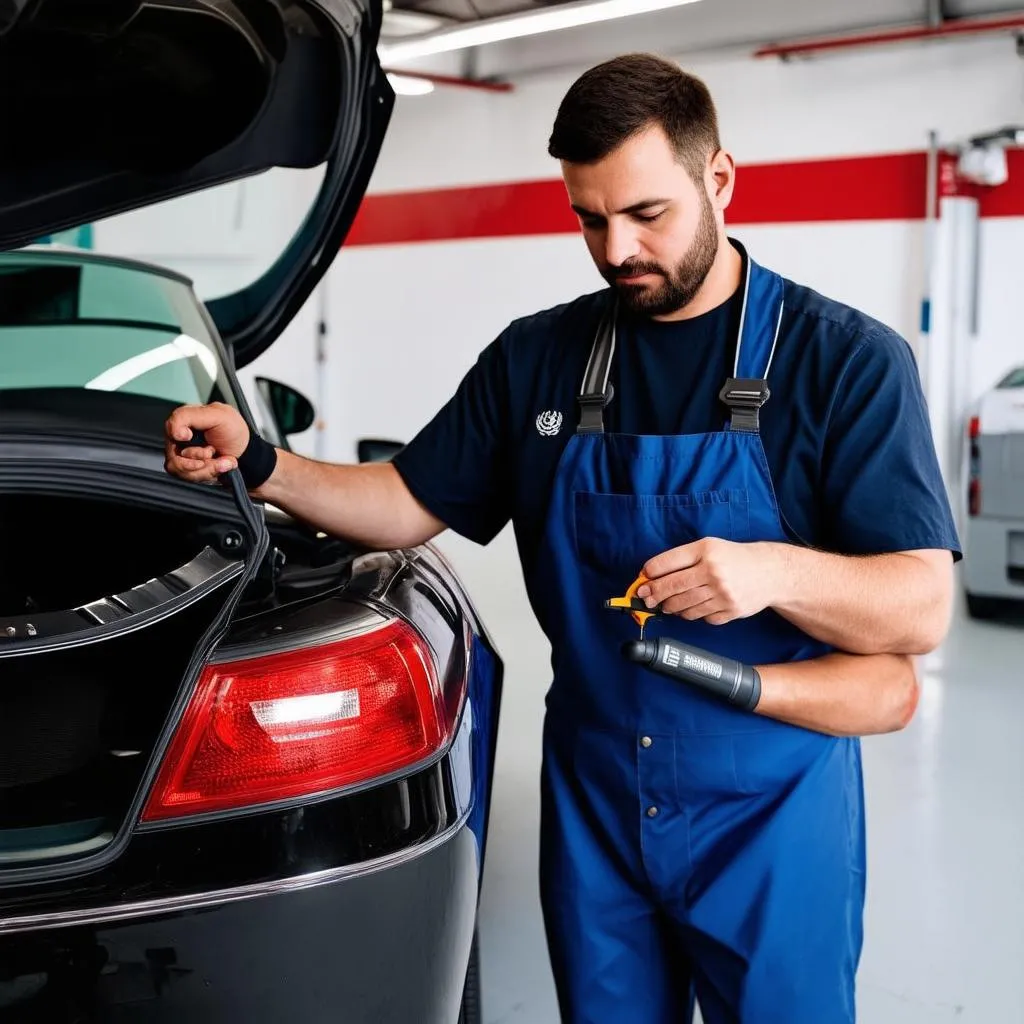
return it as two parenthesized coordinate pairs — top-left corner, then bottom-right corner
(707, 149), (736, 211)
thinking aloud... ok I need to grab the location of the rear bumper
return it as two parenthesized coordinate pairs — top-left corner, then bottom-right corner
(0, 821), (479, 1023)
(962, 516), (1024, 601)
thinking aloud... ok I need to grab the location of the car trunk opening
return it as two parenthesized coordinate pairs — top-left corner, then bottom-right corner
(0, 492), (252, 868)
(0, 492), (248, 616)
(0, 588), (234, 866)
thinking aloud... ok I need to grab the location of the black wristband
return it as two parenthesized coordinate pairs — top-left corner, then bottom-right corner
(235, 432), (278, 490)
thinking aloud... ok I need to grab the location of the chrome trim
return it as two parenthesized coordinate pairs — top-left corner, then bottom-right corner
(0, 547), (243, 658)
(0, 811), (470, 936)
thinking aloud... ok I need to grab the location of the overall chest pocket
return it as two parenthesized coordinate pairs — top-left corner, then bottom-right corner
(573, 488), (749, 580)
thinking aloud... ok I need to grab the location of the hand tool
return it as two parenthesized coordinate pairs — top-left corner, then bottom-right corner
(603, 573), (661, 638)
(605, 574), (761, 711)
(621, 635), (761, 711)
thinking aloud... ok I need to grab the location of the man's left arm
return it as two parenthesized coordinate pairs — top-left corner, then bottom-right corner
(763, 543), (953, 655)
(638, 326), (962, 658)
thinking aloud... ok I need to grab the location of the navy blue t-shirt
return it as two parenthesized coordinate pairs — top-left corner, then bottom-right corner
(392, 274), (962, 576)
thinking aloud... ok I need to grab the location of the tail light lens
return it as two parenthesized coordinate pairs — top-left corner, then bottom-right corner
(967, 416), (981, 517)
(141, 619), (449, 822)
(968, 477), (981, 517)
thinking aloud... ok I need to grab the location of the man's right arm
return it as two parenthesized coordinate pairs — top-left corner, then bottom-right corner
(164, 402), (447, 550)
(255, 449), (447, 550)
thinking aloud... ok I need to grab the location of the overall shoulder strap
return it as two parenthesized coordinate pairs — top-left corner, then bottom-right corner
(576, 294), (617, 434)
(720, 252), (785, 433)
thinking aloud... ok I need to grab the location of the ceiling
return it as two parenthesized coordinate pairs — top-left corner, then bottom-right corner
(381, 0), (1024, 76)
(386, 0), (568, 31)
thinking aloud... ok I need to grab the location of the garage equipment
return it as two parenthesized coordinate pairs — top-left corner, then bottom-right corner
(605, 575), (762, 711)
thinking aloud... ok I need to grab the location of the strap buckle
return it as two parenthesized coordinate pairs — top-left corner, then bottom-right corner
(577, 389), (611, 434)
(719, 377), (770, 432)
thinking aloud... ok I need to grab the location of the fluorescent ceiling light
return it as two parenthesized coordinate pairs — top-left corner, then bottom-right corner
(379, 0), (705, 63)
(86, 334), (217, 391)
(386, 72), (435, 96)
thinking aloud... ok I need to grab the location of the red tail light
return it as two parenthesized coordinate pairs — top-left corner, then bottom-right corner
(968, 415), (981, 439)
(968, 478), (981, 516)
(141, 619), (448, 822)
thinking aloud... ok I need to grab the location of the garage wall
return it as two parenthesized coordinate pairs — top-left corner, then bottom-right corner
(325, 33), (1024, 466)
(88, 32), (1024, 472)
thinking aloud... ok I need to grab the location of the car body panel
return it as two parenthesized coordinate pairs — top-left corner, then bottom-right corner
(962, 515), (1024, 601)
(0, 758), (480, 1023)
(963, 366), (1024, 607)
(0, 828), (478, 1024)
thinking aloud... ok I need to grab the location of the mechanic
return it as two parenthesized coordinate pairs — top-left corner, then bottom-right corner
(165, 54), (961, 1024)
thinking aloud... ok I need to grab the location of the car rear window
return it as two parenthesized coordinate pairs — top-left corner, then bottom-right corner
(997, 367), (1024, 389)
(0, 253), (233, 407)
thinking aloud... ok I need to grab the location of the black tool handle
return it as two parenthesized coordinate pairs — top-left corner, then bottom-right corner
(174, 428), (207, 452)
(623, 637), (761, 711)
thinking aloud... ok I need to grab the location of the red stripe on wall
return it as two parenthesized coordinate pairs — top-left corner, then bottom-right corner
(729, 152), (928, 224)
(345, 149), (1024, 247)
(346, 179), (578, 246)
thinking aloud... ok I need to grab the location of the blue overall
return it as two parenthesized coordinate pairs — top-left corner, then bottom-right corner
(531, 255), (866, 1022)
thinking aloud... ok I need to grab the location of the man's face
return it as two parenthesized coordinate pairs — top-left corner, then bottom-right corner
(561, 125), (725, 319)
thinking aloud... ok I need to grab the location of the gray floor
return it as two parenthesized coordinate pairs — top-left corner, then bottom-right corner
(437, 531), (1024, 1023)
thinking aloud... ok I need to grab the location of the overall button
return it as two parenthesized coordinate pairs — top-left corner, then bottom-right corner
(640, 736), (653, 748)
(646, 806), (659, 818)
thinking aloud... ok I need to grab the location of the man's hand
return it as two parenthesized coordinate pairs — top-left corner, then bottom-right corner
(637, 538), (781, 626)
(164, 402), (251, 484)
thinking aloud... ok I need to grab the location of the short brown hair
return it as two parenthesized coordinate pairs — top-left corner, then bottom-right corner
(548, 54), (721, 183)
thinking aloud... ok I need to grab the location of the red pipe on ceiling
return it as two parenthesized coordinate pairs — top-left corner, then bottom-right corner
(754, 11), (1024, 59)
(381, 67), (513, 92)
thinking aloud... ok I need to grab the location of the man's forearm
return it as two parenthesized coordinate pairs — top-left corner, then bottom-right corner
(252, 449), (446, 550)
(754, 651), (920, 736)
(765, 543), (953, 656)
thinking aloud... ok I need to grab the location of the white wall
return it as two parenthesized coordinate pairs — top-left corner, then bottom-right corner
(328, 33), (1024, 464)
(89, 33), (1024, 464)
(381, 33), (1024, 181)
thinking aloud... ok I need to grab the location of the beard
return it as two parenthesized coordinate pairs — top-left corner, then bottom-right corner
(603, 193), (719, 318)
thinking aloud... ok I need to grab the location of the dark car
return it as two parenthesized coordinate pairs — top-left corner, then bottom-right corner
(0, 3), (503, 1022)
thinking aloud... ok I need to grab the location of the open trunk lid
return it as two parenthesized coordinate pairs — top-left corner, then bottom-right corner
(0, 0), (393, 368)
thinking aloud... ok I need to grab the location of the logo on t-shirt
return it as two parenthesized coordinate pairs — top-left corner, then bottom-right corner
(536, 411), (563, 437)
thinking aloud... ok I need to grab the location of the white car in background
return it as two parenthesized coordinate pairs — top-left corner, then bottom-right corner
(962, 365), (1024, 618)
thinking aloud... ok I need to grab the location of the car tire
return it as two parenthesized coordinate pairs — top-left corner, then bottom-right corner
(457, 925), (482, 1024)
(966, 592), (1002, 619)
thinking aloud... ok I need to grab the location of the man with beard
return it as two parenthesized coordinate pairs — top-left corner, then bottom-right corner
(164, 54), (961, 1023)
